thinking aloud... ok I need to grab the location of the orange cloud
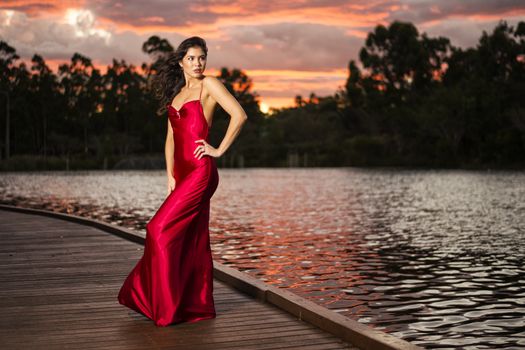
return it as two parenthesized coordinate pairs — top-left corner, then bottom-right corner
(0, 0), (89, 17)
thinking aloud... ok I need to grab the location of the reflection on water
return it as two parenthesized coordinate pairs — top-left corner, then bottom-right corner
(1, 168), (524, 349)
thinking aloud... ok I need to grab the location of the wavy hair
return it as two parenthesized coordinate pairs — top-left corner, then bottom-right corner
(153, 36), (208, 116)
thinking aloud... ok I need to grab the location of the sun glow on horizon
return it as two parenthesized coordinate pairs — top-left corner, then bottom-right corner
(259, 102), (270, 114)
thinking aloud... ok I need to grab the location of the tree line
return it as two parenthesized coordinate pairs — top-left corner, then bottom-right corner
(0, 20), (523, 170)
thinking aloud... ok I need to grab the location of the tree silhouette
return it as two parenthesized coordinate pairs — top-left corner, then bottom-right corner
(1, 21), (524, 170)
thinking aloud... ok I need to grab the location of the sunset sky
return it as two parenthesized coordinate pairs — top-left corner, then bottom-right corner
(1, 1), (524, 112)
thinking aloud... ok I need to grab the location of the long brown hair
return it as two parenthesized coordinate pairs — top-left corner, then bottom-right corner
(153, 36), (208, 116)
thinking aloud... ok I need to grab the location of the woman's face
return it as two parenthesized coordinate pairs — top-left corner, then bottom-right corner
(179, 46), (206, 78)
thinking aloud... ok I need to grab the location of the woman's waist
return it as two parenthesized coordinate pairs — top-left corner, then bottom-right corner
(173, 156), (217, 181)
(173, 154), (216, 170)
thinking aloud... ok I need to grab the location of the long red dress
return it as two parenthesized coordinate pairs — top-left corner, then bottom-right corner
(117, 79), (219, 326)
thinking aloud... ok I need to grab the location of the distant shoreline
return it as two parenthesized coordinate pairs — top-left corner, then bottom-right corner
(1, 154), (524, 171)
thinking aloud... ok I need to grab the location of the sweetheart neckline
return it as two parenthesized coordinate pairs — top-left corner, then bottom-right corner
(168, 99), (200, 113)
(167, 99), (210, 129)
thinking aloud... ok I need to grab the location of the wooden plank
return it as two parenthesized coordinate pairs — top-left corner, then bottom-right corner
(0, 209), (358, 350)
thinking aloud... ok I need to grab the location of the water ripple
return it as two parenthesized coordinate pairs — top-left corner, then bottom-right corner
(1, 168), (524, 349)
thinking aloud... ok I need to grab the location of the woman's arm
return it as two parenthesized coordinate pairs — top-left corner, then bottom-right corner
(165, 118), (176, 193)
(203, 76), (248, 157)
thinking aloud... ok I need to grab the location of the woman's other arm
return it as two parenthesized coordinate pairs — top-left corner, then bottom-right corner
(165, 118), (176, 194)
(205, 76), (248, 157)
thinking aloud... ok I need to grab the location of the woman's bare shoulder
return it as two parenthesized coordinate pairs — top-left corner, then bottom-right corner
(202, 75), (223, 88)
(202, 76), (229, 102)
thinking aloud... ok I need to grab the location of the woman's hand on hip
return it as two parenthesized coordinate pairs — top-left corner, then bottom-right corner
(194, 139), (222, 159)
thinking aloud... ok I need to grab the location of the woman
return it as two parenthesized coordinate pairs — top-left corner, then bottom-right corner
(117, 36), (248, 327)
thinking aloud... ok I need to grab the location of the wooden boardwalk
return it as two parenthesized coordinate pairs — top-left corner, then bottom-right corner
(0, 209), (359, 350)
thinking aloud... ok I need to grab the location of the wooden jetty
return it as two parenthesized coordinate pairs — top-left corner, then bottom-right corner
(0, 205), (423, 350)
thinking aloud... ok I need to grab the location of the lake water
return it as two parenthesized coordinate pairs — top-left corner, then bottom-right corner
(1, 168), (524, 349)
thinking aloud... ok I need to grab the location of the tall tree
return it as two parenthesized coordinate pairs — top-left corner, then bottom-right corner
(30, 54), (59, 158)
(359, 21), (451, 108)
(58, 53), (102, 154)
(0, 41), (20, 159)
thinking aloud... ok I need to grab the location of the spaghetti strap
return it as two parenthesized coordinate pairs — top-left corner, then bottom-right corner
(199, 79), (203, 102)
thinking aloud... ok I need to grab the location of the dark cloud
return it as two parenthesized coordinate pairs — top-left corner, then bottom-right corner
(0, 0), (76, 16)
(388, 0), (525, 23)
(89, 0), (219, 27)
(83, 0), (393, 28)
(214, 22), (363, 70)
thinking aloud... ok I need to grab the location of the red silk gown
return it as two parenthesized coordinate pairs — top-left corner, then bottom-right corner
(118, 80), (219, 326)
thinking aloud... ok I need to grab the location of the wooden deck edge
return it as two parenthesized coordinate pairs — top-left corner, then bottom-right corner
(0, 204), (423, 350)
(212, 263), (422, 350)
